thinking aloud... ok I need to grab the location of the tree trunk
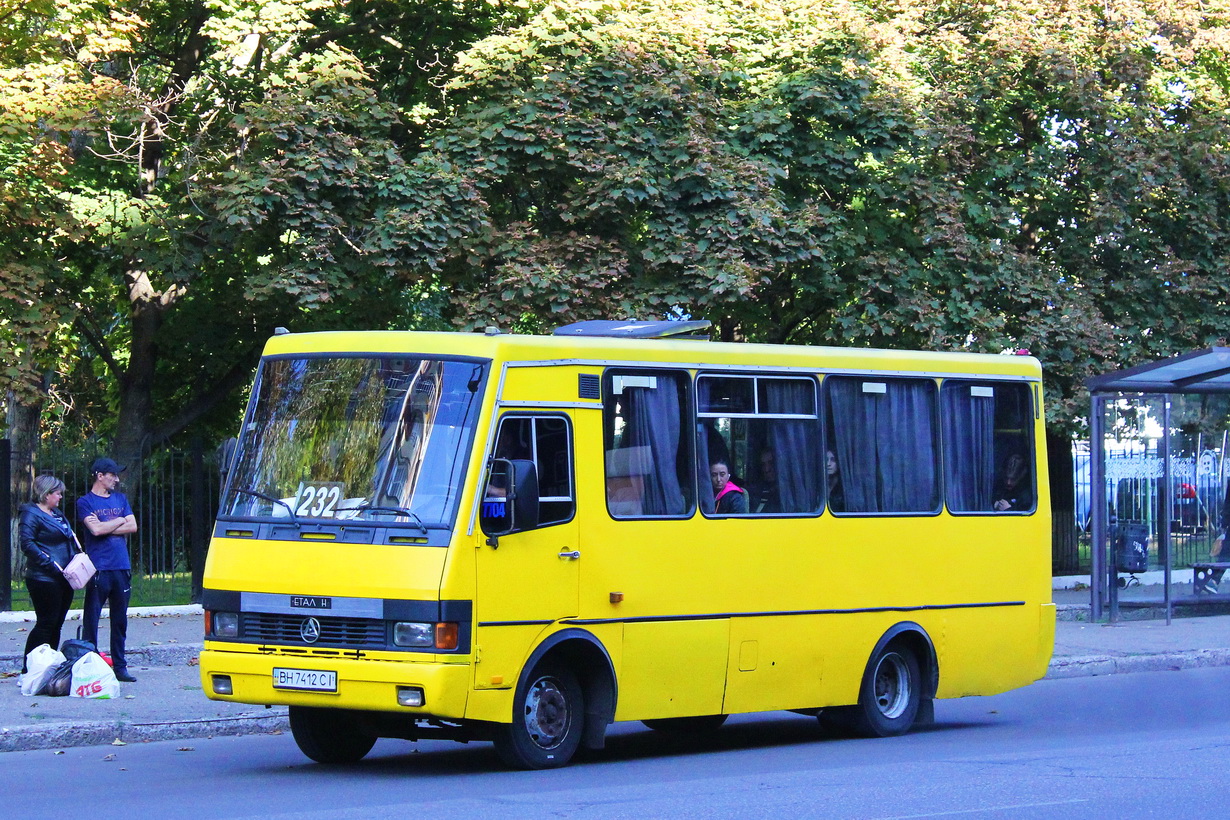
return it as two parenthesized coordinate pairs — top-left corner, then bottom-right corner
(1047, 429), (1079, 575)
(111, 284), (167, 489)
(5, 388), (43, 508)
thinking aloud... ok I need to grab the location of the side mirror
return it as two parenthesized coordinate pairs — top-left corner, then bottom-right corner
(480, 459), (540, 544)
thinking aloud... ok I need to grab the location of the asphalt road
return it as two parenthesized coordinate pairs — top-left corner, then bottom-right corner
(2, 665), (1226, 819)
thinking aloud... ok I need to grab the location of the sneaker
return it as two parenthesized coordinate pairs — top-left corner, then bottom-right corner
(115, 670), (137, 683)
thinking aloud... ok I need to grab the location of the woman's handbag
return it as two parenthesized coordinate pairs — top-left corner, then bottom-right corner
(60, 528), (96, 590)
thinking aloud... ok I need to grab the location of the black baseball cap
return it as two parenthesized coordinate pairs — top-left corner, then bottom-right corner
(91, 457), (126, 476)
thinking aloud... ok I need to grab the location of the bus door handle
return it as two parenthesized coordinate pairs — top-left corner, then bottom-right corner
(558, 550), (581, 560)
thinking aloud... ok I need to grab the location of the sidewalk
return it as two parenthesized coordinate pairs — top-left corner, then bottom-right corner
(3, 602), (1230, 753)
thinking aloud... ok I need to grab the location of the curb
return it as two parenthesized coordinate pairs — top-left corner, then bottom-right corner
(0, 643), (202, 675)
(0, 605), (204, 624)
(1044, 648), (1230, 679)
(0, 710), (290, 753)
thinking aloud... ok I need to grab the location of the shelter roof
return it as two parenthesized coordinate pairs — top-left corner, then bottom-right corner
(1087, 347), (1230, 394)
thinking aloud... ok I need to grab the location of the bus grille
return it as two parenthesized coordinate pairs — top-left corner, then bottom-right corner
(242, 613), (386, 648)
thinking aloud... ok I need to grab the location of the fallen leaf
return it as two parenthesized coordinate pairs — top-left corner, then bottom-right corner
(177, 747), (195, 752)
(187, 657), (200, 666)
(149, 641), (162, 645)
(103, 754), (115, 761)
(168, 639), (178, 643)
(53, 751), (64, 755)
(124, 695), (135, 700)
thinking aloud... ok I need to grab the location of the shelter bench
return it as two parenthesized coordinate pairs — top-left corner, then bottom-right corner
(1192, 563), (1230, 594)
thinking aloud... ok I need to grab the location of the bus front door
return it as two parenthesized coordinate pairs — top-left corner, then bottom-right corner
(473, 411), (580, 690)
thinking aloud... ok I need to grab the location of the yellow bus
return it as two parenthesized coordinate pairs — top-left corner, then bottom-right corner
(200, 320), (1054, 768)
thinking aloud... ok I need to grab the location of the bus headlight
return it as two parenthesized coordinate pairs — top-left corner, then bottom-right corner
(394, 622), (434, 647)
(211, 611), (239, 638)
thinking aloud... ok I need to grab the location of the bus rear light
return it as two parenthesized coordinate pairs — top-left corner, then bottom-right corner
(435, 622), (459, 651)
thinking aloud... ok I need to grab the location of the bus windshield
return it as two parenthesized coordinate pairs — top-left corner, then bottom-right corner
(222, 355), (486, 528)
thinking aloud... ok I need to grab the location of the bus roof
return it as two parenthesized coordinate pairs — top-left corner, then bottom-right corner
(260, 329), (1042, 379)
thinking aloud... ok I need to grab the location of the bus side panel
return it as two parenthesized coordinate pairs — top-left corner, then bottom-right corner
(472, 624), (547, 693)
(614, 619), (729, 720)
(932, 605), (1044, 698)
(722, 615), (826, 714)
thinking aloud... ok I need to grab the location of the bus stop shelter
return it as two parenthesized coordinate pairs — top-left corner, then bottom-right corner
(1086, 347), (1230, 622)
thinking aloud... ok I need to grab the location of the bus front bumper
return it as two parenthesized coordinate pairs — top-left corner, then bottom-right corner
(199, 645), (472, 718)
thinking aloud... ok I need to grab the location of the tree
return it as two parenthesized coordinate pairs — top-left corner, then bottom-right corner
(0, 0), (517, 475)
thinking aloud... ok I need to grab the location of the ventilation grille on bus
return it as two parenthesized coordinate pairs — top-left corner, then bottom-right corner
(578, 374), (601, 399)
(241, 613), (386, 648)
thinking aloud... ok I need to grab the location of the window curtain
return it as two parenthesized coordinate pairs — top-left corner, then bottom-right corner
(624, 380), (688, 515)
(827, 380), (881, 512)
(762, 380), (820, 513)
(942, 384), (995, 511)
(827, 378), (938, 513)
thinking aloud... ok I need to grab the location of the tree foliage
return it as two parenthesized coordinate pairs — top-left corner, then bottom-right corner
(0, 0), (516, 468)
(4, 0), (1230, 466)
(409, 0), (1230, 430)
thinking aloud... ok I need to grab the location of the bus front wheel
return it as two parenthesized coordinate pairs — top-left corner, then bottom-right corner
(494, 663), (584, 769)
(289, 706), (377, 764)
(851, 643), (921, 738)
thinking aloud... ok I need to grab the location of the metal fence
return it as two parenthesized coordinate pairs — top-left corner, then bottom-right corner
(5, 438), (221, 607)
(1073, 436), (1226, 576)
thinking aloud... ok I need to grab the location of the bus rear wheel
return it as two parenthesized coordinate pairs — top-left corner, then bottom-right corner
(289, 706), (377, 764)
(494, 663), (584, 769)
(851, 643), (921, 738)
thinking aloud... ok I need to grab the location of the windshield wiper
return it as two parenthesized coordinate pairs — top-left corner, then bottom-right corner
(346, 505), (428, 533)
(232, 487), (299, 523)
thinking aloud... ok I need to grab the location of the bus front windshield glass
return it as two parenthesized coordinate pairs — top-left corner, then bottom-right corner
(222, 356), (486, 528)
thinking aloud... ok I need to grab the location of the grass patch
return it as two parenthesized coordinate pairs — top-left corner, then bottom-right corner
(6, 572), (194, 611)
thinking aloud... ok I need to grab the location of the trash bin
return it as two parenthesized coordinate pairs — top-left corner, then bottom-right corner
(1114, 522), (1150, 573)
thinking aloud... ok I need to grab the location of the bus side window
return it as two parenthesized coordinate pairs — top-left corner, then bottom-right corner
(603, 370), (694, 518)
(696, 374), (821, 517)
(825, 377), (940, 514)
(940, 381), (1035, 514)
(489, 415), (575, 528)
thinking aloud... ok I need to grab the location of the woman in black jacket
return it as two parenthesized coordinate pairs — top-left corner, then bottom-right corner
(19, 474), (76, 671)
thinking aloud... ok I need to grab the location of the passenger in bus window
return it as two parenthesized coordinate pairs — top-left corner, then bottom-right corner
(710, 459), (748, 514)
(992, 452), (1032, 511)
(826, 450), (845, 512)
(752, 450), (780, 513)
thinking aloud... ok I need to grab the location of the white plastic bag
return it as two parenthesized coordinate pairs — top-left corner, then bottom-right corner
(20, 644), (66, 696)
(69, 651), (120, 699)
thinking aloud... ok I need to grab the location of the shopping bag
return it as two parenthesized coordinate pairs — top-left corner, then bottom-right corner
(70, 651), (120, 699)
(38, 659), (75, 697)
(20, 644), (66, 696)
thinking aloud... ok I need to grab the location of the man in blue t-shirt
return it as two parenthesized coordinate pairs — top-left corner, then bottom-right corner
(77, 457), (139, 682)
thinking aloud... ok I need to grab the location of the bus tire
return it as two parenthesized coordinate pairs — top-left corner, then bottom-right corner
(851, 643), (921, 738)
(289, 706), (377, 764)
(495, 663), (584, 769)
(642, 715), (728, 733)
